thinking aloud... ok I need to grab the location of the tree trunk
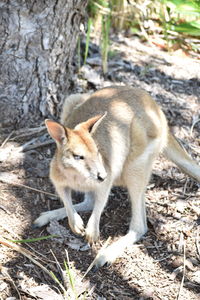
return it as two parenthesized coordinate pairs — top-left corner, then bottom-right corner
(0, 0), (87, 128)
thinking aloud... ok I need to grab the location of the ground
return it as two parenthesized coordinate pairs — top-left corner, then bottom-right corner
(0, 36), (200, 300)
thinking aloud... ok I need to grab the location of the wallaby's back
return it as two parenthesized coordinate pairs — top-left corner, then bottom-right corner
(64, 86), (167, 142)
(61, 86), (200, 183)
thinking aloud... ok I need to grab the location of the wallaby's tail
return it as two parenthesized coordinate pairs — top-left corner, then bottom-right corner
(60, 93), (91, 124)
(164, 132), (200, 183)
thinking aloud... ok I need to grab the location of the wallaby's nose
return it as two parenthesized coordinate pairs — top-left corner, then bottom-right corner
(97, 172), (106, 182)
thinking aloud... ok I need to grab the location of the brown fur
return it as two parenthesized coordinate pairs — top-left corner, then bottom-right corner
(34, 86), (200, 268)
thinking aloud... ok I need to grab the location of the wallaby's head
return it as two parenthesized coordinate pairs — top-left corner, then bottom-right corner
(45, 113), (107, 182)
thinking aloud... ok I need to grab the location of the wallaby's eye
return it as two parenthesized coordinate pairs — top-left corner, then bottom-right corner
(73, 154), (84, 160)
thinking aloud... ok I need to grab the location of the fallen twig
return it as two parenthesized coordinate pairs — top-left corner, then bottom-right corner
(0, 204), (11, 214)
(171, 266), (183, 281)
(196, 228), (200, 261)
(0, 237), (54, 279)
(190, 118), (200, 136)
(1, 131), (14, 148)
(0, 224), (56, 264)
(189, 144), (200, 155)
(22, 139), (54, 151)
(0, 172), (56, 198)
(11, 126), (46, 141)
(176, 238), (186, 300)
(154, 254), (172, 262)
(1, 266), (22, 300)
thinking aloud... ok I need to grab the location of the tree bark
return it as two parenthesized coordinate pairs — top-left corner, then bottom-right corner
(0, 0), (87, 128)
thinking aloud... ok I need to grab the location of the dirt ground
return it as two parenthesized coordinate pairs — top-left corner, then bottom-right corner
(0, 36), (200, 300)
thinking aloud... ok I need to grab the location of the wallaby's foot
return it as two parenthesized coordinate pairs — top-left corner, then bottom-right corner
(92, 230), (146, 270)
(92, 244), (117, 270)
(33, 208), (67, 228)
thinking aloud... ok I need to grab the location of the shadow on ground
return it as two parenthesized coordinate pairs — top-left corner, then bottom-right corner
(0, 42), (200, 299)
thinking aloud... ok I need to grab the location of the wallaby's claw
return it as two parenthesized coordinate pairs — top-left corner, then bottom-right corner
(85, 227), (100, 245)
(69, 213), (85, 237)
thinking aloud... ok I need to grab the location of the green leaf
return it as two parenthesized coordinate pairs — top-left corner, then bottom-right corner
(170, 21), (200, 36)
(190, 20), (200, 29)
(162, 0), (200, 15)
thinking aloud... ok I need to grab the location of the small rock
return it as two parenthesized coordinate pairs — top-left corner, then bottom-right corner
(47, 149), (51, 156)
(67, 239), (87, 251)
(0, 281), (8, 292)
(39, 154), (43, 160)
(171, 256), (183, 268)
(86, 56), (102, 66)
(176, 200), (186, 213)
(80, 243), (90, 251)
(192, 271), (200, 284)
(173, 212), (182, 219)
(47, 220), (72, 242)
(80, 65), (102, 87)
(141, 288), (154, 299)
(171, 255), (195, 271)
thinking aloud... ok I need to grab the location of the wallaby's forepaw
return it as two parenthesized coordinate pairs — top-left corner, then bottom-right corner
(85, 224), (100, 244)
(69, 213), (85, 236)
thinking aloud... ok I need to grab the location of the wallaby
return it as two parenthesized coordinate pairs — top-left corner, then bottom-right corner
(34, 86), (200, 268)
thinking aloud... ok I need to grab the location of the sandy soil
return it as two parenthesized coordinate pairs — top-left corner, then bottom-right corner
(0, 36), (200, 300)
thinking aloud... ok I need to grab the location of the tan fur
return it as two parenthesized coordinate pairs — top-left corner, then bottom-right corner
(34, 86), (200, 268)
(60, 93), (91, 124)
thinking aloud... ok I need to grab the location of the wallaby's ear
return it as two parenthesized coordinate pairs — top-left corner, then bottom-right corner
(45, 119), (67, 144)
(75, 112), (107, 135)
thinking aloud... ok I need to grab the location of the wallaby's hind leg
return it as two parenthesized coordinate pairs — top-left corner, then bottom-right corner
(93, 140), (159, 268)
(33, 192), (94, 228)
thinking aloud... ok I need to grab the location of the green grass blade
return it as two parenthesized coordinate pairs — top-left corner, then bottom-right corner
(50, 271), (67, 294)
(64, 259), (77, 297)
(8, 235), (58, 243)
(84, 18), (92, 65)
(101, 14), (111, 74)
